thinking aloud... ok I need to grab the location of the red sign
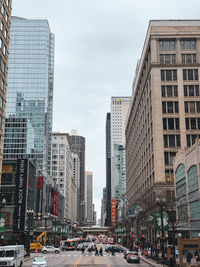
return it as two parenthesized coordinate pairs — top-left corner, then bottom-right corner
(53, 190), (58, 216)
(111, 199), (117, 226)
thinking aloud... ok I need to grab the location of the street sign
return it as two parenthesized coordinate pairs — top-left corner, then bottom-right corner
(155, 212), (169, 231)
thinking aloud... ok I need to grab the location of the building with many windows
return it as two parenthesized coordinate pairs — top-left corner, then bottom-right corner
(105, 113), (111, 226)
(72, 153), (80, 223)
(0, 0), (12, 181)
(70, 130), (85, 225)
(85, 171), (93, 225)
(51, 133), (75, 223)
(110, 97), (130, 199)
(126, 20), (200, 242)
(3, 17), (55, 175)
(174, 139), (200, 238)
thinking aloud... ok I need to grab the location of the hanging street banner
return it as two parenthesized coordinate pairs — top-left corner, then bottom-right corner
(0, 214), (6, 233)
(13, 159), (28, 231)
(155, 212), (169, 231)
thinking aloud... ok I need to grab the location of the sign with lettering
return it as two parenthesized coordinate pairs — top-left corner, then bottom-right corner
(0, 214), (6, 233)
(111, 198), (117, 226)
(37, 176), (43, 219)
(13, 159), (28, 231)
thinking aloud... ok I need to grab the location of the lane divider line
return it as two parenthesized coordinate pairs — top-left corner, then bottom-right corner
(74, 255), (82, 267)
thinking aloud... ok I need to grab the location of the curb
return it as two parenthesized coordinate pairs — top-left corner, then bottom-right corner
(140, 256), (160, 267)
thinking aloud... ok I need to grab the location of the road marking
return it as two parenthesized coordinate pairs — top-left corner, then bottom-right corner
(74, 255), (82, 267)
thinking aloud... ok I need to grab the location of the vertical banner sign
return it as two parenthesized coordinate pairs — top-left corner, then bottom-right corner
(53, 190), (58, 216)
(0, 214), (6, 233)
(14, 159), (28, 231)
(111, 198), (117, 226)
(155, 212), (169, 231)
(37, 176), (43, 218)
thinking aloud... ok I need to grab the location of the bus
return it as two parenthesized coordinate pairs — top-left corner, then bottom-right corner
(60, 239), (76, 251)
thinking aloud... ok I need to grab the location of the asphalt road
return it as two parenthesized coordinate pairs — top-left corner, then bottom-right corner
(24, 249), (149, 267)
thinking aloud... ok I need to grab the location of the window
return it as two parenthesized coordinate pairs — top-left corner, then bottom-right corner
(159, 40), (176, 50)
(160, 54), (176, 64)
(180, 39), (196, 50)
(163, 118), (179, 130)
(161, 85), (178, 97)
(181, 54), (196, 63)
(164, 152), (176, 165)
(188, 165), (199, 193)
(162, 101), (179, 113)
(183, 69), (198, 80)
(161, 70), (177, 81)
(186, 134), (200, 147)
(184, 101), (200, 113)
(184, 85), (199, 97)
(190, 200), (200, 220)
(163, 135), (181, 148)
(0, 97), (3, 109)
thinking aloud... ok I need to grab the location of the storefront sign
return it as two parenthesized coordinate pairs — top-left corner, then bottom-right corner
(37, 176), (43, 219)
(111, 198), (117, 226)
(52, 190), (58, 216)
(14, 159), (28, 231)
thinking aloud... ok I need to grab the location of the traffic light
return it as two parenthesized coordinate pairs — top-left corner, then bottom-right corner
(131, 235), (135, 240)
(141, 234), (145, 238)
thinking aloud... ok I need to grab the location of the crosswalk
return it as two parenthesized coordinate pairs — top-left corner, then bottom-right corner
(43, 253), (123, 258)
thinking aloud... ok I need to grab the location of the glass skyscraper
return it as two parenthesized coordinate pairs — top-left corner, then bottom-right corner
(3, 17), (55, 174)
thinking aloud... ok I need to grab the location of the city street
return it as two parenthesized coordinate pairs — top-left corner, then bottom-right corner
(24, 250), (149, 267)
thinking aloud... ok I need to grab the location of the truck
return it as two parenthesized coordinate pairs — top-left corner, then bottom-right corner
(0, 245), (24, 267)
(30, 231), (47, 251)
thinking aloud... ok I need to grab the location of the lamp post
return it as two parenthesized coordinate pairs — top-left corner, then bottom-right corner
(156, 198), (166, 261)
(26, 209), (34, 256)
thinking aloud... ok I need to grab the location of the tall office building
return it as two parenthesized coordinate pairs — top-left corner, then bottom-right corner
(85, 171), (93, 224)
(105, 113), (111, 226)
(126, 20), (200, 240)
(72, 153), (80, 223)
(101, 187), (107, 226)
(3, 17), (55, 175)
(110, 97), (130, 198)
(0, 0), (12, 181)
(71, 130), (85, 225)
(51, 133), (74, 222)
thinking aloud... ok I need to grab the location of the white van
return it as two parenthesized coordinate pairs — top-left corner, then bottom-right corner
(0, 245), (24, 267)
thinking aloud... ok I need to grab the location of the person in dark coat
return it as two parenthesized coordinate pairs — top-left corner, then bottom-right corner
(186, 252), (192, 264)
(169, 255), (175, 267)
(95, 247), (98, 256)
(99, 247), (103, 256)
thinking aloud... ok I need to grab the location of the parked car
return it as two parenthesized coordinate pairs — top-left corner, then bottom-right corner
(32, 256), (47, 267)
(105, 245), (124, 253)
(42, 246), (60, 254)
(126, 252), (140, 263)
(124, 250), (131, 259)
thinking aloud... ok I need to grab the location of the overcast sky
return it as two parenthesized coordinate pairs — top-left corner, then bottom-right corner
(12, 0), (200, 220)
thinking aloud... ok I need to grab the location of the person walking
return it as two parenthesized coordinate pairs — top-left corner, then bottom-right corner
(88, 247), (92, 256)
(186, 252), (192, 265)
(111, 246), (115, 256)
(169, 255), (175, 267)
(99, 247), (103, 256)
(95, 247), (98, 256)
(81, 246), (85, 255)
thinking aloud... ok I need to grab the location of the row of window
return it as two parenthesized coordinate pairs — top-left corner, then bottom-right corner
(161, 69), (199, 81)
(159, 54), (197, 64)
(187, 134), (200, 147)
(159, 40), (196, 51)
(162, 85), (200, 98)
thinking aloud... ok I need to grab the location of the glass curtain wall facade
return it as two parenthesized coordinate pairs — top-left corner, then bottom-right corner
(3, 17), (55, 174)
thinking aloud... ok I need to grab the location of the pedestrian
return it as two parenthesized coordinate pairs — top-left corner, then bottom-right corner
(95, 247), (98, 256)
(88, 247), (91, 255)
(111, 246), (115, 256)
(81, 246), (85, 255)
(195, 251), (200, 262)
(186, 252), (192, 265)
(169, 255), (175, 267)
(99, 247), (103, 256)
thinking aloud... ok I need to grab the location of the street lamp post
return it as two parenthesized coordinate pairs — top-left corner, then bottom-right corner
(26, 209), (34, 256)
(156, 198), (166, 262)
